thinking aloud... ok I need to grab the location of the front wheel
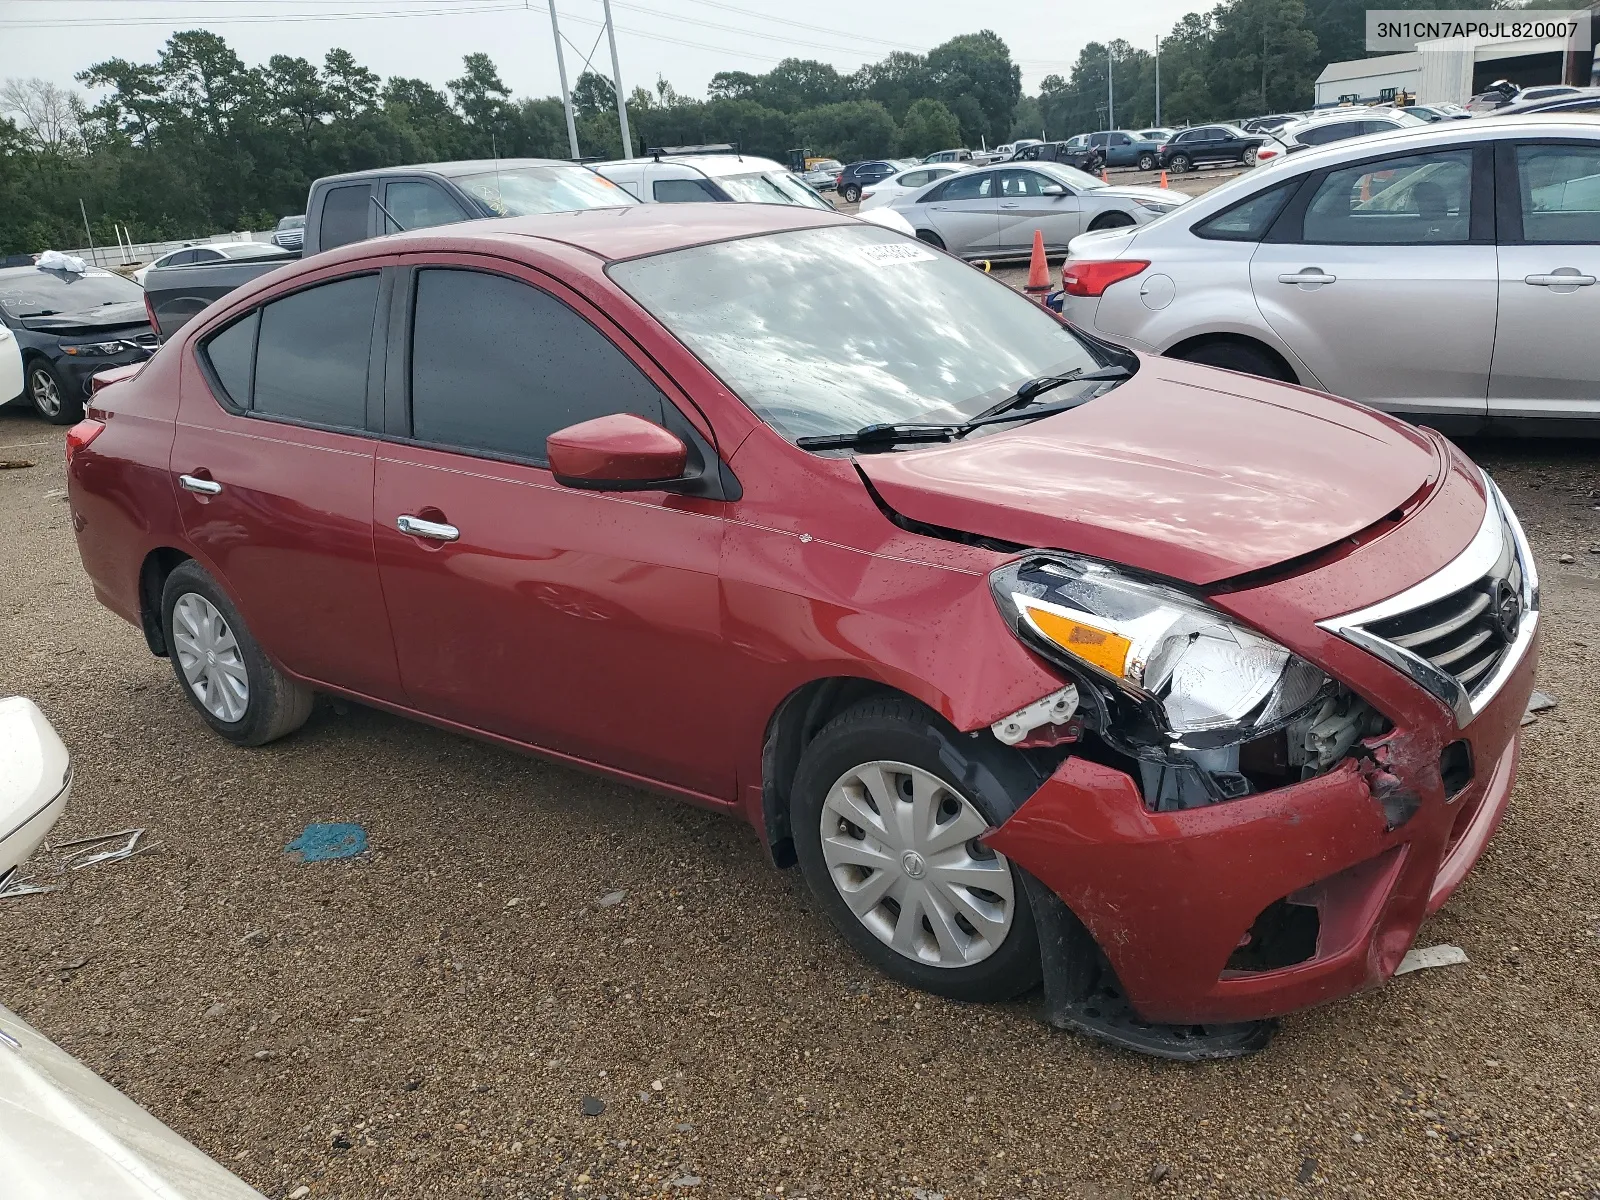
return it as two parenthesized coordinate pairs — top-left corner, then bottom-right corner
(1137, 152), (1157, 171)
(27, 361), (81, 425)
(1088, 210), (1137, 231)
(1168, 153), (1192, 174)
(840, 184), (861, 204)
(161, 560), (314, 746)
(791, 697), (1043, 1003)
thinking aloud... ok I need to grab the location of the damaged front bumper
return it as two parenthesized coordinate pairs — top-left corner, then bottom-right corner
(986, 630), (1535, 1034)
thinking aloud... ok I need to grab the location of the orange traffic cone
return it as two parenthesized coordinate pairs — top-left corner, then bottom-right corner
(1100, 166), (1108, 182)
(1024, 229), (1050, 295)
(1160, 169), (1169, 189)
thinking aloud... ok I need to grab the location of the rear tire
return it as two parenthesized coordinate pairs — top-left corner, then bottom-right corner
(1168, 153), (1192, 174)
(1242, 146), (1258, 167)
(26, 360), (81, 425)
(160, 560), (313, 747)
(1174, 339), (1294, 382)
(791, 697), (1043, 1004)
(916, 229), (947, 251)
(841, 184), (861, 204)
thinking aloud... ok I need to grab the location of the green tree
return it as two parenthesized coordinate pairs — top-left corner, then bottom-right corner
(897, 97), (961, 157)
(794, 99), (896, 161)
(926, 31), (1021, 147)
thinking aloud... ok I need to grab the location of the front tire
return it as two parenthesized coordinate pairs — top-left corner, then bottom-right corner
(27, 360), (81, 425)
(161, 560), (313, 746)
(1137, 152), (1157, 171)
(1168, 153), (1192, 174)
(791, 697), (1043, 1003)
(1088, 210), (1137, 231)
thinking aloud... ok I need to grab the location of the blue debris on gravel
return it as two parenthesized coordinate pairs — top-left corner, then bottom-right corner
(285, 822), (368, 863)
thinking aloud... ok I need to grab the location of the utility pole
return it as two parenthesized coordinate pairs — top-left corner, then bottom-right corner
(1154, 35), (1161, 126)
(547, 1), (580, 159)
(1107, 46), (1115, 130)
(600, 0), (631, 156)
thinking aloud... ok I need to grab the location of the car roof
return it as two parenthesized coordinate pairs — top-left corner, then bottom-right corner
(314, 158), (580, 185)
(355, 202), (853, 263)
(1261, 113), (1600, 173)
(594, 153), (789, 178)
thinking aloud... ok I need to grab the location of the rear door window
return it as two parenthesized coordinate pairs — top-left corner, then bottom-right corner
(1515, 143), (1600, 242)
(201, 311), (257, 407)
(408, 268), (667, 464)
(1194, 180), (1298, 240)
(319, 184), (372, 250)
(936, 171), (994, 202)
(1301, 149), (1473, 244)
(251, 275), (380, 427)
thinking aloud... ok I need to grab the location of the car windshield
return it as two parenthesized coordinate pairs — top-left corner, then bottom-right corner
(717, 171), (832, 209)
(277, 216), (305, 230)
(455, 164), (632, 215)
(0, 268), (144, 317)
(610, 224), (1102, 442)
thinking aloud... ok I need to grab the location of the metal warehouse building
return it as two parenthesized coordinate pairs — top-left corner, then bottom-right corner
(1315, 31), (1584, 107)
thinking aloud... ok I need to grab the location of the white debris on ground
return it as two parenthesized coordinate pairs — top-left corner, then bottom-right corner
(1395, 944), (1471, 976)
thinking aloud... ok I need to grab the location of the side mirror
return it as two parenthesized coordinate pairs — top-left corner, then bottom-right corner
(1041, 183), (1067, 196)
(547, 413), (689, 491)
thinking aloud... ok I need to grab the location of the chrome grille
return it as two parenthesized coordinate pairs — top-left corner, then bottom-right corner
(1319, 479), (1538, 728)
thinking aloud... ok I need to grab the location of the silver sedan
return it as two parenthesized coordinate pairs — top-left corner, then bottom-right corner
(890, 161), (1188, 258)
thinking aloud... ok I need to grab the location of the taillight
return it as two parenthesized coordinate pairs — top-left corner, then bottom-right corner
(1157, 144), (1169, 154)
(1256, 147), (1278, 161)
(144, 292), (159, 336)
(834, 174), (844, 187)
(65, 419), (105, 468)
(1061, 259), (1150, 297)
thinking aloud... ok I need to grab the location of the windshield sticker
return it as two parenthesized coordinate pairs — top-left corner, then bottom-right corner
(853, 242), (938, 267)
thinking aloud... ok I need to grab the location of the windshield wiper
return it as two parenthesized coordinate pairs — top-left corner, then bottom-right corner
(795, 366), (1133, 451)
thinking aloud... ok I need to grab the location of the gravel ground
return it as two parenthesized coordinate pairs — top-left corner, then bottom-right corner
(2, 292), (1598, 1197)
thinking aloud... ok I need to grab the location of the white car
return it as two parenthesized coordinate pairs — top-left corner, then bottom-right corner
(131, 240), (289, 286)
(0, 318), (20, 404)
(1059, 115), (1600, 430)
(858, 163), (967, 210)
(1253, 106), (1428, 167)
(593, 151), (830, 209)
(0, 696), (266, 1197)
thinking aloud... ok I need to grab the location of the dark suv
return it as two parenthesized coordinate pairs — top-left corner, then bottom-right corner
(835, 160), (899, 203)
(1007, 140), (1104, 173)
(1157, 125), (1265, 172)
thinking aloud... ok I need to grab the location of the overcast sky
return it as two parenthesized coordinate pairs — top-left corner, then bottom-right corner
(0, 0), (1203, 105)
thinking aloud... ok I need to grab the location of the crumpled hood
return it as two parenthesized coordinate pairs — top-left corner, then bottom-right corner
(21, 301), (150, 335)
(856, 355), (1444, 585)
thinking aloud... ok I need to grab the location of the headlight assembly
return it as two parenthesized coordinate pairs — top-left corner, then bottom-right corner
(990, 554), (1327, 753)
(62, 341), (128, 357)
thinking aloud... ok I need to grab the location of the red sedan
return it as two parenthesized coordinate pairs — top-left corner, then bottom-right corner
(65, 205), (1537, 1058)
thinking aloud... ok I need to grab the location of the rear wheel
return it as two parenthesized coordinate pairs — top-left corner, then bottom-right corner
(160, 560), (313, 746)
(1137, 152), (1157, 171)
(841, 184), (862, 204)
(26, 361), (81, 425)
(791, 697), (1043, 1003)
(1168, 153), (1192, 174)
(1174, 339), (1294, 382)
(1242, 146), (1258, 167)
(915, 229), (947, 251)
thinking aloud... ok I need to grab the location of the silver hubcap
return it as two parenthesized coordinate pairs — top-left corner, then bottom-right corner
(819, 760), (1015, 968)
(172, 593), (249, 722)
(30, 369), (60, 417)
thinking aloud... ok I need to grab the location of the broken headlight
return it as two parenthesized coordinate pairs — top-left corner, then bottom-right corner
(990, 554), (1327, 752)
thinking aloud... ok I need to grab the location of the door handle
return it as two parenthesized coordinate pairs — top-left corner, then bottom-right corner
(397, 514), (459, 542)
(179, 474), (221, 495)
(1279, 270), (1337, 286)
(1524, 271), (1597, 288)
(1000, 202), (1021, 209)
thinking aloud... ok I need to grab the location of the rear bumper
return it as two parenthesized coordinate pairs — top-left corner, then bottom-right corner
(987, 630), (1534, 1025)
